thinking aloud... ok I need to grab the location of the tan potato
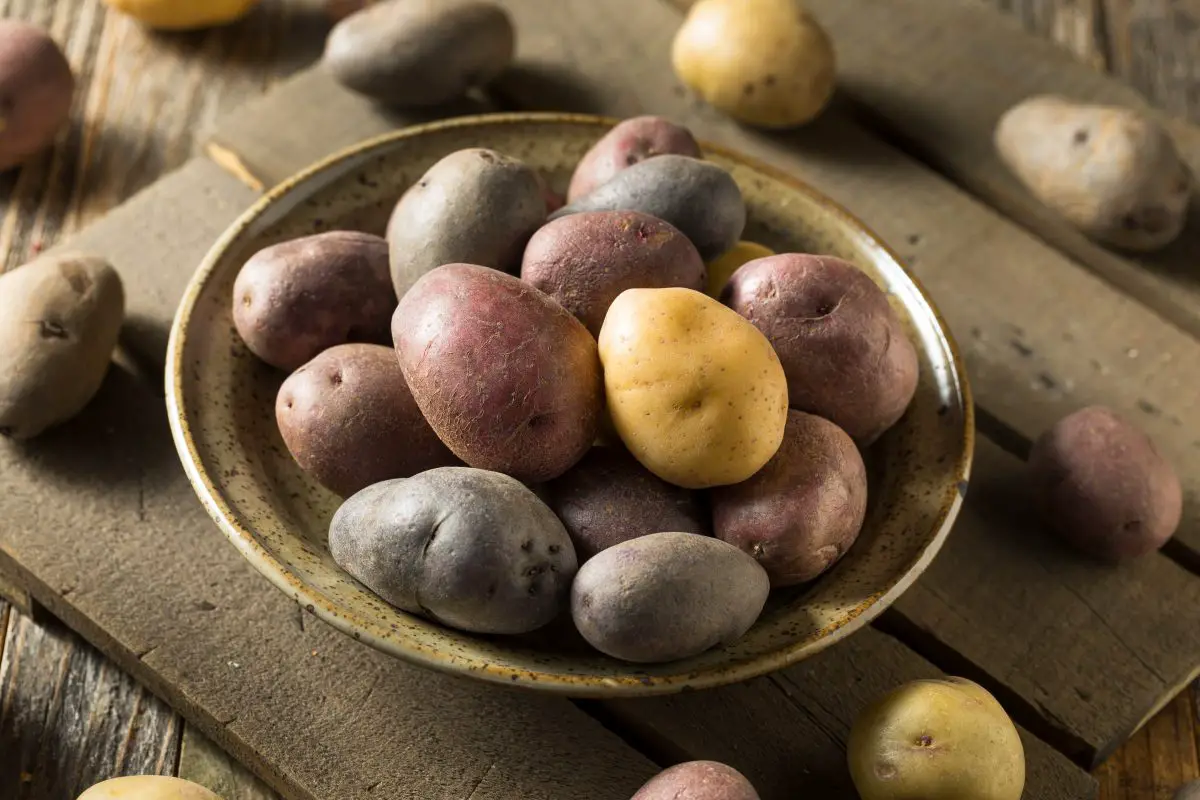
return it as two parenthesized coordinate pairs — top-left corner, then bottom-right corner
(632, 761), (761, 800)
(599, 287), (788, 489)
(672, 0), (836, 129)
(705, 240), (773, 298)
(848, 677), (1025, 800)
(102, 0), (260, 30)
(0, 253), (124, 440)
(567, 116), (702, 202)
(0, 20), (74, 171)
(995, 95), (1192, 251)
(77, 775), (223, 800)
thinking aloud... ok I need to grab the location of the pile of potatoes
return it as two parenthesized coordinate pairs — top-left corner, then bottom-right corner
(232, 114), (921, 665)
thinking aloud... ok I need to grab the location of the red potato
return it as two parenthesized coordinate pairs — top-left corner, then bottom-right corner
(632, 761), (761, 800)
(0, 20), (74, 171)
(567, 115), (702, 202)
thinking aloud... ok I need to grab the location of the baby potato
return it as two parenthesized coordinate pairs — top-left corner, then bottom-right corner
(330, 467), (577, 634)
(713, 410), (866, 587)
(520, 210), (707, 337)
(102, 0), (260, 30)
(324, 0), (514, 107)
(1029, 405), (1181, 561)
(848, 677), (1025, 800)
(0, 253), (124, 440)
(552, 155), (745, 261)
(571, 531), (769, 663)
(545, 445), (708, 561)
(632, 761), (761, 800)
(77, 775), (223, 800)
(393, 263), (603, 483)
(995, 95), (1192, 251)
(672, 0), (836, 129)
(705, 240), (774, 298)
(276, 344), (458, 498)
(232, 231), (394, 371)
(724, 253), (918, 445)
(0, 20), (74, 171)
(567, 116), (702, 202)
(387, 148), (545, 298)
(599, 287), (788, 489)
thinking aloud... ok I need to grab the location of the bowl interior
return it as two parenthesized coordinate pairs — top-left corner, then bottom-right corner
(168, 113), (972, 697)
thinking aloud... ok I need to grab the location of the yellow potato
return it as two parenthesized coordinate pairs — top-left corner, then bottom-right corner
(705, 240), (774, 298)
(102, 0), (260, 30)
(78, 776), (224, 800)
(672, 0), (836, 129)
(848, 677), (1025, 800)
(598, 287), (788, 489)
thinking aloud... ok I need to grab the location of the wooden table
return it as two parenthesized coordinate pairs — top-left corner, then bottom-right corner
(1, 1), (1198, 798)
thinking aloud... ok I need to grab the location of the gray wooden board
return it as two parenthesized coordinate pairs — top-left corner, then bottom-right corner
(179, 726), (278, 800)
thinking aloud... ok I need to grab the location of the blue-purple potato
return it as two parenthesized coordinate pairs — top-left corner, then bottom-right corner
(324, 0), (514, 106)
(571, 531), (769, 663)
(713, 410), (866, 587)
(232, 231), (394, 371)
(275, 343), (458, 498)
(520, 210), (707, 336)
(1029, 405), (1181, 561)
(567, 116), (702, 202)
(723, 253), (918, 444)
(631, 762), (761, 800)
(392, 263), (603, 483)
(387, 148), (545, 298)
(0, 20), (74, 171)
(329, 467), (578, 634)
(544, 445), (709, 561)
(551, 155), (745, 261)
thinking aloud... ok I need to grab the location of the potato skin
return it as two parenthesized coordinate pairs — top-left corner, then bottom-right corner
(724, 254), (918, 445)
(393, 263), (603, 483)
(0, 21), (74, 172)
(571, 531), (770, 663)
(329, 467), (577, 634)
(552, 155), (745, 261)
(77, 775), (223, 800)
(567, 116), (702, 202)
(232, 231), (394, 371)
(713, 410), (866, 587)
(545, 446), (709, 561)
(324, 0), (514, 106)
(0, 253), (124, 440)
(387, 148), (545, 298)
(1029, 405), (1181, 561)
(276, 344), (458, 498)
(520, 210), (707, 337)
(632, 761), (761, 800)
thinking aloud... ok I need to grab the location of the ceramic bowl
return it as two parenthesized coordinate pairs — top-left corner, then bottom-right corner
(166, 112), (973, 697)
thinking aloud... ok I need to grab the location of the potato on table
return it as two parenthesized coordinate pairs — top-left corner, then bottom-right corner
(393, 263), (603, 483)
(77, 776), (223, 800)
(103, 0), (260, 29)
(276, 343), (458, 498)
(724, 253), (918, 445)
(232, 231), (394, 371)
(567, 116), (702, 202)
(0, 20), (74, 171)
(571, 531), (769, 663)
(330, 467), (577, 634)
(632, 761), (760, 800)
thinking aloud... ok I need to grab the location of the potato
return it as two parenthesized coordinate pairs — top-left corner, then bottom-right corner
(393, 263), (602, 483)
(724, 253), (918, 445)
(330, 466), (577, 634)
(632, 761), (760, 800)
(520, 210), (707, 336)
(848, 677), (1025, 800)
(567, 116), (702, 202)
(552, 155), (745, 261)
(713, 410), (866, 587)
(571, 531), (769, 663)
(77, 776), (223, 800)
(599, 287), (787, 489)
(995, 95), (1192, 251)
(387, 148), (545, 298)
(0, 21), (74, 172)
(705, 240), (773, 298)
(1174, 781), (1200, 800)
(1028, 405), (1181, 561)
(0, 253), (124, 440)
(324, 0), (513, 106)
(545, 446), (708, 561)
(232, 231), (394, 372)
(276, 344), (458, 498)
(672, 0), (836, 129)
(102, 0), (260, 30)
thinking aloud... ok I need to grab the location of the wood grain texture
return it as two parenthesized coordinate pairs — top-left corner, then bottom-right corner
(981, 0), (1112, 70)
(179, 727), (278, 800)
(1103, 0), (1200, 123)
(1095, 686), (1200, 798)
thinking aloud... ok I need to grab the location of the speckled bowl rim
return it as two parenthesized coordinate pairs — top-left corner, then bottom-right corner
(165, 111), (975, 697)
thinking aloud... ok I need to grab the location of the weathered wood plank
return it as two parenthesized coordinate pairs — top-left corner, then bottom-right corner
(0, 566), (37, 622)
(1094, 686), (1200, 798)
(179, 726), (278, 800)
(1103, 0), (1200, 124)
(980, 0), (1111, 71)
